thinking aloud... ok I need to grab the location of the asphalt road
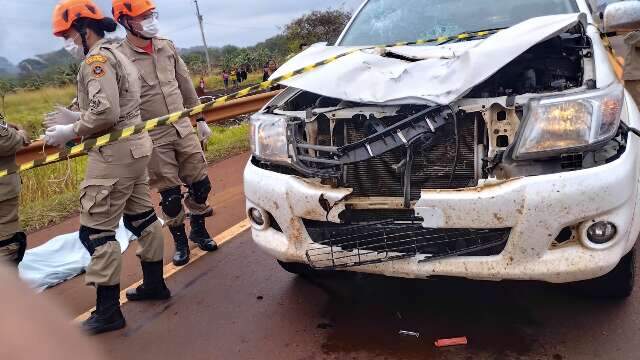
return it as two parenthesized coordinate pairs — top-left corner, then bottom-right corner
(26, 152), (640, 360)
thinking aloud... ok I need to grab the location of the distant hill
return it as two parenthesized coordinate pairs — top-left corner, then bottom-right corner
(18, 49), (74, 75)
(0, 57), (18, 76)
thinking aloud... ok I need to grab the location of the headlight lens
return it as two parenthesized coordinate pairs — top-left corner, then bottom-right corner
(514, 83), (624, 159)
(250, 113), (290, 163)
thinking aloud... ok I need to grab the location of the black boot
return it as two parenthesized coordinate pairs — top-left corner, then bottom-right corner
(189, 214), (218, 252)
(126, 261), (171, 301)
(82, 285), (126, 335)
(170, 224), (190, 266)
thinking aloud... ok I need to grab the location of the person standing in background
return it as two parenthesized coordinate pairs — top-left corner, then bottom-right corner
(235, 67), (242, 85)
(231, 67), (238, 88)
(267, 60), (280, 91)
(196, 77), (206, 97)
(222, 70), (229, 91)
(240, 67), (248, 83)
(263, 62), (270, 82)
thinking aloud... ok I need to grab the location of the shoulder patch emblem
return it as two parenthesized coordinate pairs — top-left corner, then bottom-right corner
(92, 64), (107, 78)
(86, 54), (107, 65)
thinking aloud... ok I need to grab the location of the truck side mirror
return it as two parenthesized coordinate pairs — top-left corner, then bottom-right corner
(604, 2), (640, 33)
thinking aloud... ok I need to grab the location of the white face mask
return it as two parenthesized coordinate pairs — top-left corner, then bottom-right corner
(138, 17), (160, 38)
(64, 37), (84, 59)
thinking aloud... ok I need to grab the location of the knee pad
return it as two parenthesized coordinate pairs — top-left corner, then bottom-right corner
(79, 226), (117, 256)
(188, 177), (212, 205)
(0, 232), (27, 264)
(160, 187), (184, 218)
(123, 210), (158, 238)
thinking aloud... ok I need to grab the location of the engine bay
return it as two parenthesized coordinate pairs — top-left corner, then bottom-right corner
(253, 26), (626, 207)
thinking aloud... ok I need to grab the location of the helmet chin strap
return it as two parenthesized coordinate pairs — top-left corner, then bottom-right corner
(72, 23), (91, 55)
(121, 17), (152, 41)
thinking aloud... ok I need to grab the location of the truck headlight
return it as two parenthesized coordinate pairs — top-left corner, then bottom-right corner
(250, 113), (290, 163)
(514, 82), (624, 160)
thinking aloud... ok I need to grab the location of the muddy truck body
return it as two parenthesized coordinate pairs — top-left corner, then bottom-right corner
(244, 0), (640, 297)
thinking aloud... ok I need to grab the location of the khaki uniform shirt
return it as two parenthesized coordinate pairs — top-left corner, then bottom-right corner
(623, 31), (640, 81)
(0, 123), (26, 202)
(116, 37), (200, 145)
(74, 39), (142, 137)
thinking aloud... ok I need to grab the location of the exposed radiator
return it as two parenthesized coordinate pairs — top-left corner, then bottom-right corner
(343, 117), (477, 199)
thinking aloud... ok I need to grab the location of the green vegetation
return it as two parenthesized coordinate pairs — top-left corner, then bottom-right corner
(19, 123), (250, 232)
(181, 9), (352, 77)
(191, 71), (264, 91)
(20, 158), (86, 232)
(284, 10), (353, 52)
(3, 86), (76, 136)
(203, 123), (250, 164)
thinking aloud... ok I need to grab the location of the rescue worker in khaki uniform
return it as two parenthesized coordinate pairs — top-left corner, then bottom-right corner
(0, 118), (29, 265)
(624, 31), (640, 104)
(112, 0), (217, 267)
(45, 0), (170, 335)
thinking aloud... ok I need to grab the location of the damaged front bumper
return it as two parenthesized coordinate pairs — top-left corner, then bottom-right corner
(245, 126), (640, 283)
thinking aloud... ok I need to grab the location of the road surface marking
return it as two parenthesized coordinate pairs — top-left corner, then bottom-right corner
(75, 218), (251, 322)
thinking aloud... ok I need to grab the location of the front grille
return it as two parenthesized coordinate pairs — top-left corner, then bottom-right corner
(304, 219), (510, 270)
(338, 209), (421, 223)
(344, 117), (477, 199)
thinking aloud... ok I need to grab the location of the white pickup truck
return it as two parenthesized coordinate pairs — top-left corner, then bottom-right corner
(244, 0), (640, 298)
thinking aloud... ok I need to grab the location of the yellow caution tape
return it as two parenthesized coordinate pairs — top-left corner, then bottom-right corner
(0, 28), (501, 178)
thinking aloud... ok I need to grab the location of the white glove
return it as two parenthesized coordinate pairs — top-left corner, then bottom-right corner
(44, 124), (76, 147)
(197, 120), (212, 141)
(44, 106), (81, 128)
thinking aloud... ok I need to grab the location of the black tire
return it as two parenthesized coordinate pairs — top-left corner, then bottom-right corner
(572, 247), (635, 299)
(277, 260), (318, 276)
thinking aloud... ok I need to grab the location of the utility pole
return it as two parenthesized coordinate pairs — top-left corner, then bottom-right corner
(193, 0), (212, 73)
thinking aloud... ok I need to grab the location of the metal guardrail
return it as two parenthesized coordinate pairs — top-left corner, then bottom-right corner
(15, 90), (279, 166)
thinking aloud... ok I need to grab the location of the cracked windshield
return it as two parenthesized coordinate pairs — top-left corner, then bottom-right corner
(340, 0), (579, 45)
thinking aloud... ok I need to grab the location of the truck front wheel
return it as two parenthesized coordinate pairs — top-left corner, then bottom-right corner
(572, 247), (635, 299)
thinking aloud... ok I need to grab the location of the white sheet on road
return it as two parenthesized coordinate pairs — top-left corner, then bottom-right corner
(273, 13), (586, 105)
(18, 220), (135, 292)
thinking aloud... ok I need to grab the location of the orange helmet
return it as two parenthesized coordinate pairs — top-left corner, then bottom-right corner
(52, 0), (105, 37)
(112, 0), (156, 23)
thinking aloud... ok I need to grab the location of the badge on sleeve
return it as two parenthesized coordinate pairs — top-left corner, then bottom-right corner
(89, 98), (104, 113)
(92, 64), (107, 78)
(86, 54), (108, 78)
(85, 54), (107, 65)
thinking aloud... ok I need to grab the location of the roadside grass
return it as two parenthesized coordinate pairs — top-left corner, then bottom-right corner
(19, 157), (87, 233)
(3, 86), (76, 137)
(19, 122), (250, 232)
(203, 122), (250, 163)
(192, 71), (264, 92)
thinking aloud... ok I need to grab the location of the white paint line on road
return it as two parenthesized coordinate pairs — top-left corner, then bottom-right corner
(75, 218), (251, 322)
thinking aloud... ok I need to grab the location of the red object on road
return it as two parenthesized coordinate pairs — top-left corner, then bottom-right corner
(434, 337), (468, 347)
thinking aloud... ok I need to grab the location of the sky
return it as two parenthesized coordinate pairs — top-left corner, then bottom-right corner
(0, 0), (364, 64)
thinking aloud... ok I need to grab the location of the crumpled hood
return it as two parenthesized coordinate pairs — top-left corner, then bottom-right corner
(272, 13), (587, 105)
